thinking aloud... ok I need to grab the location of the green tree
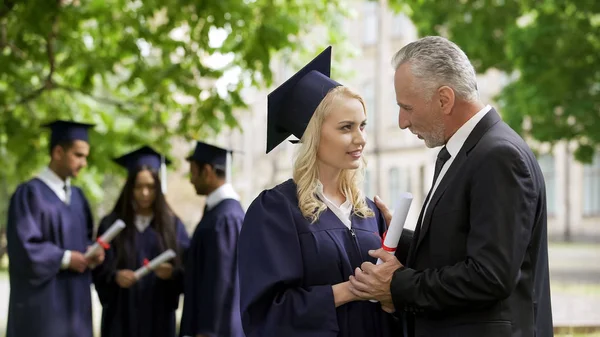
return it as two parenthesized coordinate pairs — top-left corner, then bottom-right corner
(0, 0), (353, 223)
(391, 0), (600, 162)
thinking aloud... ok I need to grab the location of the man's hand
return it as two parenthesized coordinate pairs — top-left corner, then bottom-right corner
(154, 263), (173, 280)
(116, 270), (137, 288)
(68, 251), (88, 273)
(348, 248), (403, 303)
(380, 299), (396, 313)
(85, 246), (105, 269)
(374, 195), (392, 228)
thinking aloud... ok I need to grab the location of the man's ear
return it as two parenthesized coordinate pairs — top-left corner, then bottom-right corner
(438, 86), (455, 115)
(51, 145), (64, 161)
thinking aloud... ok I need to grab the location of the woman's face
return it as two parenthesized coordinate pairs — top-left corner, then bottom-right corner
(133, 169), (156, 210)
(317, 97), (367, 171)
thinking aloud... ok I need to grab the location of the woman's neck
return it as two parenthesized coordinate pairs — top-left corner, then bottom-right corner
(136, 208), (153, 217)
(317, 162), (345, 206)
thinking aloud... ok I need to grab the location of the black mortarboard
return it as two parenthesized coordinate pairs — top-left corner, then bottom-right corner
(266, 46), (342, 154)
(186, 141), (234, 182)
(42, 120), (95, 149)
(114, 145), (171, 193)
(113, 145), (171, 173)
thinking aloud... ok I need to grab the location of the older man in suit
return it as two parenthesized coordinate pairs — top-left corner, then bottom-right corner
(349, 36), (553, 337)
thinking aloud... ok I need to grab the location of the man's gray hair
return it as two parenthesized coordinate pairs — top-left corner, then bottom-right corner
(392, 36), (479, 102)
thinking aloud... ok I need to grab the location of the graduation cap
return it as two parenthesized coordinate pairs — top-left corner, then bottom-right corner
(266, 46), (342, 154)
(186, 141), (235, 183)
(42, 120), (95, 149)
(113, 145), (171, 193)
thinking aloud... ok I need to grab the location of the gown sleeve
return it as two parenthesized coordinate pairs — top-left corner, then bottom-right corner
(91, 215), (120, 306)
(6, 184), (65, 286)
(238, 189), (339, 337)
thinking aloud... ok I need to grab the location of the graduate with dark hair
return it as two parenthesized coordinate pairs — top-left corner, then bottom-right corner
(6, 120), (103, 337)
(179, 141), (245, 337)
(92, 145), (190, 337)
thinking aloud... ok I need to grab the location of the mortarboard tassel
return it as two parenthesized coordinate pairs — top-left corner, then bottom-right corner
(226, 151), (232, 184)
(160, 155), (168, 194)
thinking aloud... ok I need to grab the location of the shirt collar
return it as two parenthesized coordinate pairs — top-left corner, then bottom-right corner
(37, 167), (71, 202)
(206, 183), (240, 211)
(135, 214), (154, 233)
(315, 180), (352, 212)
(445, 104), (492, 157)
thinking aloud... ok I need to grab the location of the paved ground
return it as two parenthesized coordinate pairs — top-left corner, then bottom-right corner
(0, 241), (599, 336)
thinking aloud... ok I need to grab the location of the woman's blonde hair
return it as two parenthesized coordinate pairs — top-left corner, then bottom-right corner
(293, 86), (374, 223)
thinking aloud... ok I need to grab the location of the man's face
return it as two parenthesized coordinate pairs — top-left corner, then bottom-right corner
(54, 140), (90, 178)
(189, 161), (212, 196)
(394, 63), (446, 148)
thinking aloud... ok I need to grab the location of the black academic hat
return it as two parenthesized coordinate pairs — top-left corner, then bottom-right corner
(266, 46), (342, 154)
(113, 145), (172, 173)
(42, 120), (95, 148)
(186, 141), (233, 168)
(186, 141), (235, 182)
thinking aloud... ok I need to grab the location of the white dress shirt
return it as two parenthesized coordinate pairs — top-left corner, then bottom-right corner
(422, 105), (492, 218)
(37, 167), (72, 269)
(205, 183), (240, 211)
(135, 214), (154, 233)
(315, 180), (353, 229)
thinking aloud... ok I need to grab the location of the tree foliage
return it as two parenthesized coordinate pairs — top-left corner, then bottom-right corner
(392, 0), (600, 162)
(0, 0), (352, 222)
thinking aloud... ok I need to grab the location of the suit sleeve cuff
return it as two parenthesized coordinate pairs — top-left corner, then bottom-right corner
(61, 250), (71, 270)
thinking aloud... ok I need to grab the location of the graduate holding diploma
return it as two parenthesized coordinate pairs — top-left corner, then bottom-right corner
(238, 47), (411, 337)
(92, 146), (190, 337)
(6, 120), (102, 337)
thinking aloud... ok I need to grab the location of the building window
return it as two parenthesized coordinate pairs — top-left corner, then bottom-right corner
(389, 167), (411, 207)
(537, 154), (556, 216)
(583, 153), (600, 216)
(391, 13), (416, 39)
(364, 80), (376, 131)
(363, 2), (378, 45)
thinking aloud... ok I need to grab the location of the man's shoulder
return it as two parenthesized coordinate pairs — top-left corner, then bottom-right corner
(473, 122), (533, 158)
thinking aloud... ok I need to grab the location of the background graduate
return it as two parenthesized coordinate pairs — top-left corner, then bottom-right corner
(92, 145), (190, 337)
(238, 47), (408, 337)
(179, 141), (245, 337)
(6, 120), (103, 337)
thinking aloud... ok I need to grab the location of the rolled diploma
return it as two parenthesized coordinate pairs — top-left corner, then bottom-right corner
(376, 192), (413, 265)
(134, 249), (176, 279)
(84, 219), (126, 259)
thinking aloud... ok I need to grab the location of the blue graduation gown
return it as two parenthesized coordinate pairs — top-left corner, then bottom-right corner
(238, 179), (400, 337)
(180, 199), (245, 337)
(6, 178), (94, 337)
(92, 213), (190, 337)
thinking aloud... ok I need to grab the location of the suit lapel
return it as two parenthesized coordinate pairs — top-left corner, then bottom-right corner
(411, 109), (503, 257)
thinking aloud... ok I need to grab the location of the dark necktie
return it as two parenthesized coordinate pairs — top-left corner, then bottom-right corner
(431, 146), (451, 193)
(63, 183), (69, 203)
(410, 147), (452, 256)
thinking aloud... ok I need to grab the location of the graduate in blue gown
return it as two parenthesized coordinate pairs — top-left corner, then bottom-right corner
(179, 141), (245, 337)
(6, 120), (104, 337)
(92, 146), (190, 337)
(238, 47), (410, 337)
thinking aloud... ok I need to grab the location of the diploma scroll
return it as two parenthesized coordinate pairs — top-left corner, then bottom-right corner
(84, 219), (126, 259)
(134, 249), (176, 279)
(376, 192), (413, 265)
(369, 193), (413, 303)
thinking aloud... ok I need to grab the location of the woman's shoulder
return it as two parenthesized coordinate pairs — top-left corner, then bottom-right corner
(247, 178), (297, 213)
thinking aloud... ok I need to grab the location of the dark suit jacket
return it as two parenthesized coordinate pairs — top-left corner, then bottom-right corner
(390, 109), (553, 337)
